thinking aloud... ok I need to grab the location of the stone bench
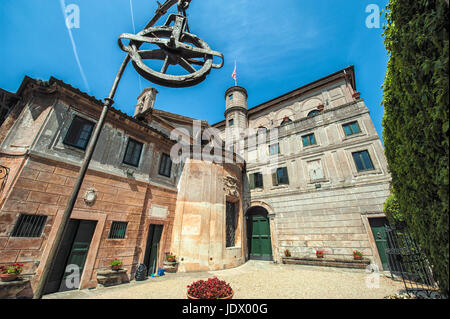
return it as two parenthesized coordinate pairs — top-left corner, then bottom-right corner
(0, 277), (31, 299)
(96, 268), (129, 288)
(282, 257), (371, 269)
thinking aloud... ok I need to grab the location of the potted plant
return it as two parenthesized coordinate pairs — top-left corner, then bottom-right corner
(316, 250), (324, 258)
(110, 259), (123, 271)
(353, 250), (363, 260)
(284, 249), (291, 257)
(166, 253), (177, 263)
(187, 277), (234, 299)
(0, 264), (23, 282)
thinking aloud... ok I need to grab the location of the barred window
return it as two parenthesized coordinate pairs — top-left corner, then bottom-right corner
(63, 116), (95, 150)
(158, 153), (172, 177)
(123, 138), (143, 167)
(11, 214), (47, 238)
(108, 221), (128, 239)
(226, 201), (236, 248)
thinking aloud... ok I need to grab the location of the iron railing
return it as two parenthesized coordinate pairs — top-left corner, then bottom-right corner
(385, 225), (443, 299)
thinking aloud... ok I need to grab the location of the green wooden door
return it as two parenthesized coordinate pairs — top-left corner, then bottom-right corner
(248, 214), (272, 260)
(369, 218), (389, 270)
(144, 224), (164, 276)
(59, 220), (97, 292)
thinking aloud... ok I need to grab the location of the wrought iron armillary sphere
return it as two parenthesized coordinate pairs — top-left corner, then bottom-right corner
(118, 0), (224, 88)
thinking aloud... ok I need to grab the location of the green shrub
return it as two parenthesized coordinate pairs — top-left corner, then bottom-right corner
(381, 0), (449, 296)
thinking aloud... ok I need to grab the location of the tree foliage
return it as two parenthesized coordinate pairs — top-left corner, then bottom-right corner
(383, 193), (405, 228)
(382, 0), (449, 295)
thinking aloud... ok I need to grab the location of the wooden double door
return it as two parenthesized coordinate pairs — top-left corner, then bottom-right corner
(247, 210), (273, 261)
(45, 219), (97, 294)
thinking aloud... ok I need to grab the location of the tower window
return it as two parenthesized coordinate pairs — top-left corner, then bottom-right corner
(228, 119), (234, 126)
(352, 150), (375, 172)
(343, 121), (361, 136)
(63, 116), (95, 150)
(228, 94), (233, 100)
(302, 133), (317, 147)
(226, 201), (237, 247)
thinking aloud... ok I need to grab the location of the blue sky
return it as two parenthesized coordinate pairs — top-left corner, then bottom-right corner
(0, 0), (388, 138)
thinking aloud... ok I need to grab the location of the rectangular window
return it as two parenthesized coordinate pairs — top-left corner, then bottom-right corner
(343, 121), (361, 136)
(158, 153), (172, 177)
(11, 214), (47, 238)
(228, 94), (233, 100)
(226, 201), (236, 248)
(229, 119), (234, 126)
(123, 138), (143, 167)
(302, 133), (317, 147)
(108, 221), (128, 239)
(352, 150), (375, 172)
(269, 143), (280, 155)
(249, 172), (263, 189)
(272, 167), (289, 186)
(63, 116), (95, 150)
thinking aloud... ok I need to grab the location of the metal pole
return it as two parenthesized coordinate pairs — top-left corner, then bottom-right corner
(32, 56), (130, 299)
(33, 0), (188, 299)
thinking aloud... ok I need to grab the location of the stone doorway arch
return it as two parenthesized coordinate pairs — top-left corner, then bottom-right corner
(245, 202), (278, 262)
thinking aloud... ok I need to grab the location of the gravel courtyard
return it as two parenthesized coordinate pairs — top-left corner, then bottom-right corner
(43, 260), (405, 299)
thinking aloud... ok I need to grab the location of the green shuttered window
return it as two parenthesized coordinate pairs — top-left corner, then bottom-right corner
(302, 133), (316, 147)
(249, 172), (263, 189)
(158, 153), (172, 177)
(272, 167), (289, 186)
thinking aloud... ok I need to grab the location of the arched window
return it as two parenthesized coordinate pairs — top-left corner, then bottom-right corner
(307, 109), (320, 118)
(257, 126), (267, 134)
(280, 116), (293, 126)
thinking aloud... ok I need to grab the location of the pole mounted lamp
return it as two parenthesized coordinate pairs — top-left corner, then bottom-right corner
(32, 0), (223, 299)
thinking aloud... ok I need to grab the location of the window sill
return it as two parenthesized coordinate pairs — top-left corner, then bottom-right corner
(302, 144), (320, 150)
(353, 169), (382, 177)
(342, 132), (366, 141)
(270, 184), (289, 190)
(308, 178), (329, 184)
(250, 187), (264, 192)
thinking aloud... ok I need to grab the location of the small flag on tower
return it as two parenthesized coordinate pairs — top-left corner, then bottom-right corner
(232, 61), (237, 86)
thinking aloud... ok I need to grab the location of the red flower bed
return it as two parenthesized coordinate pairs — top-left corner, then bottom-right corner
(187, 277), (233, 299)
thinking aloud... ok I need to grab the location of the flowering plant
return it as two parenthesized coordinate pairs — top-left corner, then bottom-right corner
(166, 253), (177, 262)
(316, 250), (324, 257)
(0, 264), (23, 275)
(284, 249), (291, 257)
(353, 250), (363, 257)
(110, 259), (123, 267)
(187, 277), (233, 299)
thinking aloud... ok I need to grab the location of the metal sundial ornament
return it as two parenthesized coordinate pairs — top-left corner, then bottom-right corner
(118, 0), (224, 88)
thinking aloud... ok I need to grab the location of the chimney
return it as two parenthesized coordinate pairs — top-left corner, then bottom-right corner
(134, 87), (158, 117)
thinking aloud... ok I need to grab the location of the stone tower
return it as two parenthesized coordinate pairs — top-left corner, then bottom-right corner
(224, 86), (248, 143)
(134, 87), (158, 118)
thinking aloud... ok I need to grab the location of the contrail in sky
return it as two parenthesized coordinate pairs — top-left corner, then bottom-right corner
(59, 0), (90, 93)
(129, 0), (143, 93)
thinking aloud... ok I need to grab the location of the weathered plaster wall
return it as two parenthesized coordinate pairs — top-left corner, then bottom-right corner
(170, 158), (245, 272)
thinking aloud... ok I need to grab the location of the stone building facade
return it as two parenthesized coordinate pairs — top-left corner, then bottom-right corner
(213, 66), (392, 270)
(0, 65), (391, 297)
